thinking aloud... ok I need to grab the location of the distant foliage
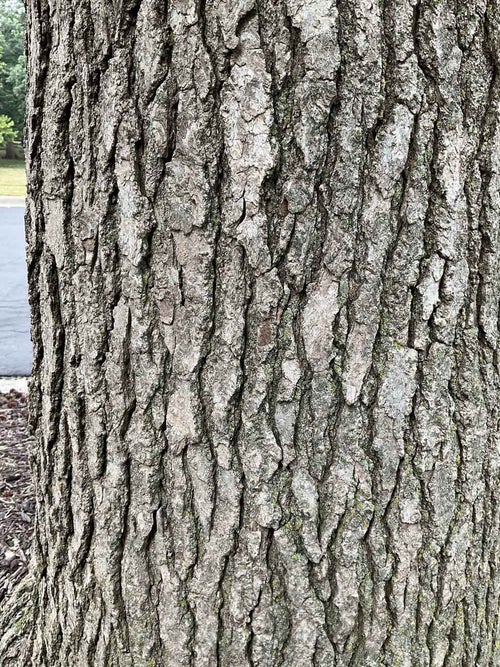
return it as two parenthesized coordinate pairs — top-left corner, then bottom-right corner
(0, 114), (17, 147)
(0, 0), (25, 138)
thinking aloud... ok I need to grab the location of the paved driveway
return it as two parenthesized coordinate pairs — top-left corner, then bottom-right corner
(0, 203), (31, 376)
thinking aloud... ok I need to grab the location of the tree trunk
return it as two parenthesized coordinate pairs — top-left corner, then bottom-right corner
(2, 0), (500, 665)
(4, 141), (23, 160)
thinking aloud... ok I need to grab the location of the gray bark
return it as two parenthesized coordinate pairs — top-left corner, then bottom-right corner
(2, 0), (500, 665)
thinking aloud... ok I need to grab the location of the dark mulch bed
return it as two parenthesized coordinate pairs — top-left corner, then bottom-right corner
(0, 390), (34, 603)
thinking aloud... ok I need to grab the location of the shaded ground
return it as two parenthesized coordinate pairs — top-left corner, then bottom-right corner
(0, 389), (34, 603)
(0, 160), (26, 197)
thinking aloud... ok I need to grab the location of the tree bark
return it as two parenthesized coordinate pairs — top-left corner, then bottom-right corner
(2, 0), (500, 665)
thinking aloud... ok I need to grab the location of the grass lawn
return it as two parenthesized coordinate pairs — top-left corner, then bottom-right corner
(0, 159), (26, 197)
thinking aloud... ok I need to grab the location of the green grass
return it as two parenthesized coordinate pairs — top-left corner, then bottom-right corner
(0, 159), (26, 197)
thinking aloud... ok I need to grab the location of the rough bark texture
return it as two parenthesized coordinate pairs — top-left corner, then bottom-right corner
(2, 0), (500, 665)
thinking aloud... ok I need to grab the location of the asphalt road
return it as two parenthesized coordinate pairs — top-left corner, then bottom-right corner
(0, 204), (31, 376)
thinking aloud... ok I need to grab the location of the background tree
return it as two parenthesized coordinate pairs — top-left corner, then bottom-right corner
(0, 113), (16, 147)
(2, 1), (500, 666)
(0, 0), (25, 137)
